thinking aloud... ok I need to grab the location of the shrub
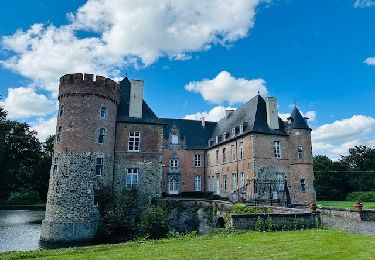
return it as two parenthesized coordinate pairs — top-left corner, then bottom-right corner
(346, 191), (375, 202)
(231, 203), (272, 214)
(138, 205), (169, 239)
(6, 191), (42, 205)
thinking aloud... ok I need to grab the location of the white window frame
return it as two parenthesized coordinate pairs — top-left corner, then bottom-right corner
(297, 146), (304, 159)
(232, 173), (237, 192)
(169, 178), (178, 194)
(223, 175), (227, 191)
(128, 131), (140, 152)
(240, 172), (246, 188)
(223, 132), (227, 141)
(215, 136), (219, 144)
(98, 128), (107, 144)
(194, 154), (202, 167)
(239, 142), (244, 160)
(232, 127), (236, 137)
(194, 175), (202, 191)
(230, 144), (236, 161)
(171, 134), (179, 144)
(222, 148), (227, 163)
(95, 156), (104, 176)
(100, 106), (107, 119)
(170, 159), (179, 168)
(239, 124), (244, 134)
(126, 168), (139, 188)
(274, 141), (281, 159)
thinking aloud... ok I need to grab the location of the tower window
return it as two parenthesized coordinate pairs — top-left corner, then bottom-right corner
(59, 106), (64, 117)
(300, 179), (306, 192)
(52, 157), (58, 175)
(297, 146), (304, 159)
(98, 128), (106, 144)
(56, 126), (62, 143)
(274, 141), (281, 159)
(100, 107), (107, 119)
(194, 154), (202, 167)
(126, 168), (139, 188)
(194, 175), (202, 191)
(128, 131), (140, 151)
(95, 157), (104, 176)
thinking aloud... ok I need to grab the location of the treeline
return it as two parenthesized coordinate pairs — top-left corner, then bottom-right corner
(0, 104), (53, 204)
(314, 146), (375, 201)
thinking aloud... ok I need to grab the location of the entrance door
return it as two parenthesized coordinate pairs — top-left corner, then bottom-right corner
(169, 178), (178, 195)
(216, 174), (220, 195)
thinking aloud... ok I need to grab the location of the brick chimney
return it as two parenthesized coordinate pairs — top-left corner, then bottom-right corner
(129, 80), (143, 118)
(265, 97), (279, 129)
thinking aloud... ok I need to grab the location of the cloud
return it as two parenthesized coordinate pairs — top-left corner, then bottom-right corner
(312, 115), (375, 160)
(279, 110), (317, 122)
(0, 87), (56, 119)
(30, 117), (57, 142)
(354, 0), (375, 8)
(184, 106), (236, 122)
(185, 71), (268, 104)
(364, 57), (375, 66)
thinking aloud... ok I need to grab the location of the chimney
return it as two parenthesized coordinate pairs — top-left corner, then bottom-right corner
(225, 109), (235, 117)
(265, 97), (279, 129)
(129, 80), (144, 118)
(201, 116), (205, 127)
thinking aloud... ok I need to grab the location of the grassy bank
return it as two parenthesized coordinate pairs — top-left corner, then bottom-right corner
(2, 229), (375, 259)
(317, 201), (375, 210)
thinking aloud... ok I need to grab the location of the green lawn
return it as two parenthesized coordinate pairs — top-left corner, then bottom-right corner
(2, 229), (375, 260)
(317, 201), (375, 210)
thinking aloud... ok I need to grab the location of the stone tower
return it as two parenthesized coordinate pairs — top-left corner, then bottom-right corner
(40, 73), (120, 242)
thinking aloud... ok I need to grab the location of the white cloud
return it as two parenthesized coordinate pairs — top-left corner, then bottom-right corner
(184, 106), (236, 122)
(354, 0), (375, 8)
(31, 117), (57, 142)
(364, 57), (375, 66)
(0, 87), (56, 119)
(278, 110), (317, 122)
(185, 71), (268, 104)
(312, 115), (375, 160)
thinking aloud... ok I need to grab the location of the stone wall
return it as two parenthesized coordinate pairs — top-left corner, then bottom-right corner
(319, 207), (375, 221)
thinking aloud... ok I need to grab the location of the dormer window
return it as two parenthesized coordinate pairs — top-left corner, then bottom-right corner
(223, 132), (227, 141)
(215, 136), (219, 144)
(171, 134), (179, 144)
(231, 127), (236, 137)
(239, 124), (244, 134)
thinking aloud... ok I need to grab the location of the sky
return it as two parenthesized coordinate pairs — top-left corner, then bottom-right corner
(0, 0), (374, 160)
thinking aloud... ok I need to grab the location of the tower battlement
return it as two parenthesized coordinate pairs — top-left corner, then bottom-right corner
(59, 73), (120, 104)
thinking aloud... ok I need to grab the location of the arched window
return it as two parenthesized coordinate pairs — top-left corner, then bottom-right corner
(59, 106), (64, 117)
(169, 178), (178, 194)
(100, 107), (107, 119)
(98, 128), (106, 144)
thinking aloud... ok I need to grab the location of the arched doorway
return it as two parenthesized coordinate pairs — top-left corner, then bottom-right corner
(216, 217), (225, 228)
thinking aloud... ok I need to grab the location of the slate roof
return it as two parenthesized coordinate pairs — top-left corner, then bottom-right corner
(161, 118), (217, 149)
(209, 95), (288, 147)
(288, 106), (311, 130)
(117, 77), (164, 125)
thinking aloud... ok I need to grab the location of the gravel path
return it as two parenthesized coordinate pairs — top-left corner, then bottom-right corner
(322, 216), (375, 236)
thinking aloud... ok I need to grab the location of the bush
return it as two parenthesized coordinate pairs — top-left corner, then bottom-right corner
(231, 203), (272, 214)
(346, 191), (375, 202)
(6, 191), (42, 205)
(138, 205), (169, 239)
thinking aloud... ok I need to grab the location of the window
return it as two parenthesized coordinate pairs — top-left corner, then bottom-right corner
(232, 173), (237, 192)
(100, 107), (107, 118)
(274, 141), (281, 159)
(207, 176), (211, 192)
(98, 128), (106, 144)
(95, 157), (104, 176)
(126, 168), (138, 188)
(94, 193), (99, 207)
(215, 150), (219, 165)
(128, 131), (140, 151)
(215, 136), (219, 144)
(59, 106), (64, 117)
(222, 148), (227, 163)
(53, 158), (58, 175)
(169, 178), (178, 194)
(231, 127), (236, 137)
(194, 176), (202, 191)
(170, 159), (179, 168)
(239, 142), (244, 160)
(239, 124), (244, 134)
(300, 179), (306, 192)
(223, 175), (227, 191)
(240, 172), (246, 188)
(194, 154), (202, 167)
(171, 134), (179, 144)
(230, 145), (236, 161)
(277, 173), (284, 191)
(223, 132), (227, 141)
(207, 153), (210, 166)
(56, 126), (62, 143)
(297, 146), (304, 159)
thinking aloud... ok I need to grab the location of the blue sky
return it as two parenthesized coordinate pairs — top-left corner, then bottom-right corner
(0, 0), (374, 159)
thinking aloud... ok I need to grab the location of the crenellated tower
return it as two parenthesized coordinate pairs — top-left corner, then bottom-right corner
(40, 73), (120, 242)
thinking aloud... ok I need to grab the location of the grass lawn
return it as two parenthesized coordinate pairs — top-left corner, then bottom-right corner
(317, 201), (375, 210)
(2, 229), (375, 260)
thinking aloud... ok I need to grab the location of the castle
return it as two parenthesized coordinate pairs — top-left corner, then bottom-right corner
(40, 73), (315, 242)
